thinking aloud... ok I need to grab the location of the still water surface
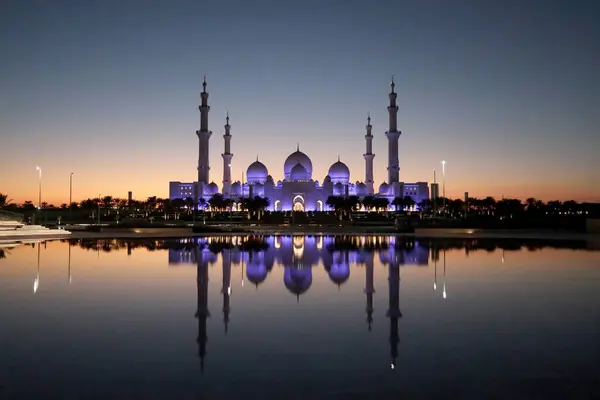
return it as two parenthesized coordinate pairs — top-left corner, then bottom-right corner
(1, 236), (599, 399)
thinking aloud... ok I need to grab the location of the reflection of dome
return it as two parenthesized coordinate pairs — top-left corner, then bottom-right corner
(328, 160), (350, 183)
(231, 181), (241, 196)
(208, 182), (219, 195)
(327, 263), (350, 286)
(246, 262), (268, 287)
(284, 150), (312, 180)
(378, 182), (390, 195)
(290, 162), (308, 181)
(284, 266), (312, 298)
(247, 160), (268, 184)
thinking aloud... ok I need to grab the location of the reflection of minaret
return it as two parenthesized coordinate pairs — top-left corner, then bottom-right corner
(386, 261), (401, 370)
(365, 253), (375, 331)
(194, 247), (210, 373)
(222, 249), (231, 333)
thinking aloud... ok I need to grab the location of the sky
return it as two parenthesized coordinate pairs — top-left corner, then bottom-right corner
(1, 0), (599, 205)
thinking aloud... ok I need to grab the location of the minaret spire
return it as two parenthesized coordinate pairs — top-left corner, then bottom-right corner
(363, 112), (375, 195)
(197, 76), (213, 187)
(222, 110), (233, 196)
(385, 75), (402, 194)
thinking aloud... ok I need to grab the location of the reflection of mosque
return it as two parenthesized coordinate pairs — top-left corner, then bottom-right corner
(180, 235), (430, 372)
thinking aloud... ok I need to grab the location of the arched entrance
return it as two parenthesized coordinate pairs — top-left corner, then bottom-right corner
(292, 195), (305, 212)
(274, 200), (281, 211)
(316, 200), (323, 212)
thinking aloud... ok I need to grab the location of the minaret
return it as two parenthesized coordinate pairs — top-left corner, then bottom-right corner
(386, 256), (401, 370)
(385, 76), (402, 189)
(364, 113), (375, 195)
(222, 248), (232, 333)
(365, 251), (375, 331)
(197, 76), (212, 185)
(194, 246), (210, 373)
(222, 112), (233, 197)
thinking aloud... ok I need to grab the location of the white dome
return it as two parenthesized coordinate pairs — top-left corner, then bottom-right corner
(231, 181), (241, 196)
(328, 160), (350, 182)
(290, 162), (308, 181)
(208, 182), (219, 195)
(356, 182), (368, 196)
(247, 160), (268, 184)
(284, 149), (312, 180)
(378, 182), (390, 195)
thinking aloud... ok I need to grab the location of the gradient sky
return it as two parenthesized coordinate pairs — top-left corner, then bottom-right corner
(1, 0), (599, 205)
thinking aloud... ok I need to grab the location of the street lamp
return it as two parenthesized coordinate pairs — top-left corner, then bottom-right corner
(69, 173), (74, 216)
(441, 160), (446, 215)
(36, 166), (42, 209)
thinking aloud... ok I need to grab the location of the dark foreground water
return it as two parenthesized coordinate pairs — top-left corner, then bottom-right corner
(1, 236), (599, 399)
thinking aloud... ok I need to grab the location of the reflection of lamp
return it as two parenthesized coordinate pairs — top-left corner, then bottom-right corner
(293, 236), (305, 259)
(68, 243), (72, 284)
(33, 244), (41, 294)
(433, 253), (437, 291)
(442, 250), (447, 299)
(501, 249), (505, 264)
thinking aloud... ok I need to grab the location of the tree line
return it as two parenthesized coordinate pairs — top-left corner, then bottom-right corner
(0, 192), (597, 221)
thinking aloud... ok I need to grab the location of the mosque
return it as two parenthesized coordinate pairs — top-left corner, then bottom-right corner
(169, 77), (430, 211)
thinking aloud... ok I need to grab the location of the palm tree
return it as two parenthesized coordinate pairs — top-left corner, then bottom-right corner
(361, 195), (376, 212)
(374, 197), (390, 213)
(171, 198), (185, 219)
(21, 201), (36, 211)
(184, 197), (195, 215)
(482, 196), (496, 215)
(208, 193), (226, 212)
(418, 199), (432, 213)
(326, 195), (344, 218)
(0, 193), (11, 208)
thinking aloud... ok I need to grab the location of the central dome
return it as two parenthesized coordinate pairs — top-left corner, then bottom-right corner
(284, 149), (312, 180)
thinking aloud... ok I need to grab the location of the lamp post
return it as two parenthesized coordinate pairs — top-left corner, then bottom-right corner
(36, 165), (42, 208)
(441, 160), (446, 216)
(69, 173), (74, 217)
(433, 168), (437, 216)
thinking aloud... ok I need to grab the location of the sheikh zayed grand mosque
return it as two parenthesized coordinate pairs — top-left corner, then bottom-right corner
(169, 77), (430, 211)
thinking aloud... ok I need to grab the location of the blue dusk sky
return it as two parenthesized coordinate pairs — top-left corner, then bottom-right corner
(1, 0), (599, 204)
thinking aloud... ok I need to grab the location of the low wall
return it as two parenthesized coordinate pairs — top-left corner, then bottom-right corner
(586, 219), (600, 234)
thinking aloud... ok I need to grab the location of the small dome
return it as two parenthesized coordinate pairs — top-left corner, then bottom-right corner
(323, 175), (332, 183)
(247, 160), (268, 184)
(284, 150), (312, 180)
(378, 182), (390, 195)
(290, 162), (308, 181)
(231, 181), (241, 195)
(328, 160), (350, 182)
(356, 182), (367, 196)
(208, 182), (219, 194)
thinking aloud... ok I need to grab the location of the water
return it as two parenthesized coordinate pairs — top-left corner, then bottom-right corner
(1, 236), (599, 399)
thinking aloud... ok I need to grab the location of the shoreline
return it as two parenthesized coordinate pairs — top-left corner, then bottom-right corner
(1, 227), (599, 243)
